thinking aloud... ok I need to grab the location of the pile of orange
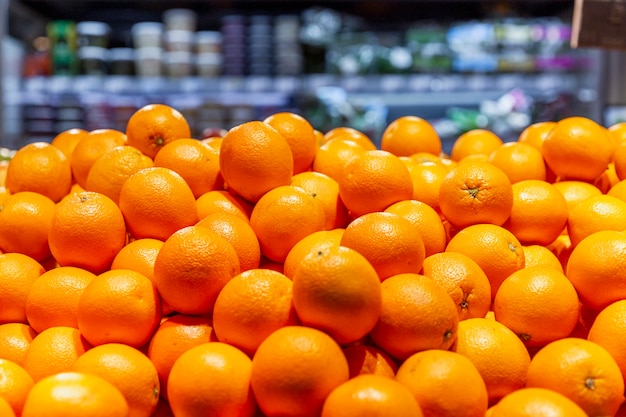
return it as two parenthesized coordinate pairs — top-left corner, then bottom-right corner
(2, 104), (626, 417)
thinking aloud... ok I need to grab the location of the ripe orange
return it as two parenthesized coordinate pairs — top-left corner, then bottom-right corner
(395, 349), (488, 417)
(488, 387), (587, 417)
(321, 374), (424, 417)
(552, 180), (602, 214)
(450, 129), (503, 162)
(0, 396), (15, 417)
(5, 142), (72, 202)
(613, 138), (626, 180)
(488, 141), (547, 183)
(125, 103), (191, 159)
(312, 138), (365, 182)
(0, 191), (56, 261)
(290, 171), (350, 230)
(283, 228), (344, 279)
(219, 120), (293, 202)
(0, 323), (37, 366)
(403, 161), (448, 213)
(588, 299), (626, 388)
(517, 120), (556, 152)
(369, 273), (459, 360)
(380, 115), (442, 157)
(0, 253), (45, 325)
(70, 128), (127, 189)
(48, 191), (127, 274)
(322, 126), (377, 150)
(566, 194), (626, 247)
(196, 189), (253, 221)
(438, 160), (514, 229)
(522, 244), (564, 272)
(212, 269), (299, 355)
(168, 342), (256, 417)
(342, 344), (397, 379)
(0, 358), (35, 417)
(110, 238), (163, 283)
(264, 111), (318, 174)
(608, 178), (626, 202)
(250, 326), (349, 417)
(50, 128), (88, 160)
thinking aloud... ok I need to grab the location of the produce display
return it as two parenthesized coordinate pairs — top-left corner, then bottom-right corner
(2, 105), (626, 417)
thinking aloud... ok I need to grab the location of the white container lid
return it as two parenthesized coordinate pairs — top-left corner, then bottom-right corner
(76, 21), (111, 36)
(163, 30), (195, 44)
(132, 22), (164, 36)
(110, 47), (135, 61)
(195, 31), (223, 44)
(135, 47), (164, 60)
(196, 52), (223, 65)
(78, 46), (109, 61)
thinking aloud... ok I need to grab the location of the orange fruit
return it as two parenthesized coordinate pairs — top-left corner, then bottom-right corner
(48, 191), (127, 274)
(493, 266), (580, 348)
(552, 180), (602, 214)
(517, 120), (556, 152)
(168, 342), (256, 417)
(72, 343), (160, 417)
(250, 185), (326, 263)
(588, 299), (626, 388)
(264, 111), (318, 174)
(450, 129), (503, 162)
(421, 251), (492, 321)
(22, 326), (92, 382)
(395, 349), (488, 417)
(488, 387), (587, 417)
(5, 142), (72, 202)
(521, 244), (563, 272)
(503, 180), (568, 246)
(403, 161), (448, 213)
(77, 269), (162, 348)
(0, 323), (37, 366)
(50, 128), (88, 160)
(547, 233), (574, 271)
(283, 228), (344, 279)
(312, 138), (365, 182)
(607, 178), (626, 202)
(153, 224), (240, 315)
(321, 374), (424, 417)
(196, 211), (261, 272)
(85, 145), (154, 205)
(196, 189), (253, 221)
(438, 160), (513, 229)
(342, 344), (397, 379)
(340, 212), (425, 281)
(119, 167), (198, 241)
(0, 396), (15, 417)
(250, 325), (349, 417)
(337, 149), (413, 217)
(21, 371), (129, 417)
(609, 121), (626, 144)
(70, 128), (127, 189)
(613, 138), (626, 180)
(219, 120), (293, 203)
(380, 115), (442, 157)
(566, 194), (626, 247)
(488, 141), (547, 183)
(152, 138), (224, 198)
(452, 317), (531, 405)
(369, 273), (459, 360)
(292, 245), (381, 345)
(25, 266), (96, 333)
(0, 191), (56, 261)
(146, 314), (216, 401)
(0, 253), (45, 325)
(526, 337), (625, 416)
(322, 126), (377, 150)
(125, 103), (191, 159)
(0, 358), (35, 417)
(542, 116), (614, 181)
(110, 238), (163, 283)
(212, 269), (298, 356)
(290, 171), (350, 230)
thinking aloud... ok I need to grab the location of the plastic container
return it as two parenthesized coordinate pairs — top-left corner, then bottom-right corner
(135, 47), (163, 77)
(76, 21), (111, 47)
(163, 30), (195, 53)
(132, 22), (164, 49)
(78, 46), (109, 75)
(164, 51), (194, 77)
(163, 9), (197, 32)
(110, 48), (135, 75)
(195, 31), (222, 54)
(196, 53), (222, 77)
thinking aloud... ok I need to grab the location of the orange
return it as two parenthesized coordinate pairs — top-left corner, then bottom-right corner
(522, 244), (564, 272)
(380, 115), (442, 157)
(342, 344), (397, 379)
(385, 199), (447, 258)
(72, 343), (160, 417)
(152, 138), (224, 198)
(312, 138), (366, 182)
(264, 111), (318, 174)
(118, 167), (198, 241)
(340, 212), (425, 281)
(321, 374), (424, 417)
(0, 253), (45, 325)
(125, 103), (191, 159)
(566, 194), (626, 247)
(0, 358), (35, 417)
(50, 127), (88, 160)
(493, 266), (579, 348)
(547, 233), (574, 271)
(219, 120), (293, 202)
(487, 141), (547, 183)
(588, 300), (626, 388)
(5, 142), (72, 202)
(421, 251), (492, 321)
(526, 337), (625, 416)
(517, 120), (556, 152)
(567, 230), (626, 311)
(21, 371), (129, 417)
(542, 116), (614, 181)
(201, 136), (223, 150)
(153, 224), (240, 315)
(445, 223), (525, 299)
(77, 269), (162, 348)
(322, 126), (377, 150)
(85, 145), (154, 205)
(608, 178), (626, 202)
(70, 128), (127, 189)
(438, 160), (513, 229)
(22, 326), (92, 382)
(369, 273), (459, 360)
(552, 180), (602, 214)
(403, 161), (448, 213)
(0, 323), (37, 366)
(609, 121), (626, 144)
(168, 342), (256, 417)
(488, 387), (588, 417)
(250, 326), (349, 417)
(337, 149), (413, 217)
(283, 228), (344, 279)
(212, 269), (298, 356)
(613, 137), (626, 180)
(450, 128), (503, 162)
(25, 266), (96, 333)
(196, 189), (253, 221)
(452, 317), (531, 405)
(292, 245), (381, 345)
(290, 171), (350, 230)
(196, 211), (261, 271)
(395, 349), (488, 417)
(0, 396), (15, 417)
(503, 180), (568, 246)
(48, 191), (127, 274)
(0, 191), (56, 261)
(250, 185), (326, 263)
(110, 238), (163, 283)
(146, 314), (215, 401)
